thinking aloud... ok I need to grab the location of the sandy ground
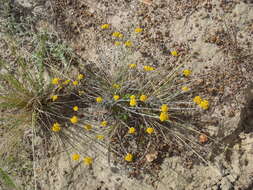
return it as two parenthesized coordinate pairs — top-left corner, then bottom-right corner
(1, 0), (253, 189)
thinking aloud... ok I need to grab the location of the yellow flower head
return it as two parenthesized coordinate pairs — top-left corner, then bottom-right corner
(101, 24), (110, 29)
(96, 135), (104, 140)
(114, 41), (121, 46)
(112, 32), (123, 38)
(161, 104), (169, 112)
(199, 100), (209, 110)
(52, 122), (61, 132)
(113, 95), (120, 101)
(140, 95), (148, 102)
(144, 65), (155, 71)
(113, 84), (121, 89)
(183, 69), (192, 77)
(101, 121), (108, 127)
(193, 96), (202, 105)
(83, 157), (93, 165)
(146, 127), (154, 134)
(130, 98), (137, 107)
(134, 27), (143, 33)
(70, 116), (78, 124)
(130, 95), (136, 99)
(51, 95), (58, 101)
(73, 80), (78, 86)
(171, 50), (179, 57)
(77, 74), (84, 80)
(160, 112), (169, 122)
(96, 96), (103, 103)
(63, 79), (70, 85)
(182, 86), (190, 92)
(84, 124), (92, 130)
(52, 78), (60, 85)
(124, 153), (133, 162)
(124, 41), (133, 47)
(129, 63), (137, 69)
(72, 153), (80, 161)
(128, 127), (136, 134)
(73, 106), (79, 111)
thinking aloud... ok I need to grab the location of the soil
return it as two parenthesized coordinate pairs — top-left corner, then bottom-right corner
(1, 0), (253, 189)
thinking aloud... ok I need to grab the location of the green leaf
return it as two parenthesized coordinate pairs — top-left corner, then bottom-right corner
(0, 167), (17, 189)
(0, 74), (29, 95)
(0, 95), (28, 109)
(123, 94), (131, 99)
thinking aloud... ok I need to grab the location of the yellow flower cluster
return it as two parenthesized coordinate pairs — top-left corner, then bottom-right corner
(52, 78), (60, 85)
(146, 127), (155, 134)
(128, 63), (137, 69)
(183, 69), (191, 77)
(128, 127), (136, 134)
(193, 96), (209, 110)
(96, 135), (104, 140)
(113, 84), (121, 89)
(72, 153), (80, 161)
(199, 100), (209, 110)
(129, 95), (137, 107)
(51, 95), (58, 101)
(193, 96), (202, 104)
(112, 32), (123, 38)
(124, 41), (133, 47)
(52, 74), (83, 87)
(83, 157), (93, 165)
(160, 104), (169, 122)
(77, 74), (84, 80)
(171, 50), (179, 57)
(182, 86), (190, 92)
(96, 97), (103, 103)
(73, 106), (78, 111)
(52, 122), (61, 132)
(114, 41), (121, 46)
(73, 80), (78, 86)
(140, 94), (148, 102)
(101, 24), (110, 29)
(124, 153), (133, 162)
(63, 79), (70, 85)
(113, 95), (120, 101)
(144, 65), (155, 71)
(70, 116), (78, 124)
(84, 124), (92, 130)
(134, 27), (143, 33)
(130, 95), (135, 99)
(101, 121), (108, 127)
(160, 112), (169, 121)
(160, 104), (169, 112)
(72, 154), (93, 165)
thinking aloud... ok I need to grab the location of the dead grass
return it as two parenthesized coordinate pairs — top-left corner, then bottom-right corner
(3, 0), (253, 189)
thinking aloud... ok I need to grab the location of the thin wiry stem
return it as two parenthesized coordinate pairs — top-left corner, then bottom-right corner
(31, 112), (37, 190)
(117, 104), (158, 119)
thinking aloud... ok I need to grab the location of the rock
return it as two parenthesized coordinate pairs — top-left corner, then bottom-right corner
(139, 0), (152, 5)
(15, 0), (32, 8)
(206, 125), (219, 136)
(220, 178), (233, 190)
(145, 151), (158, 162)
